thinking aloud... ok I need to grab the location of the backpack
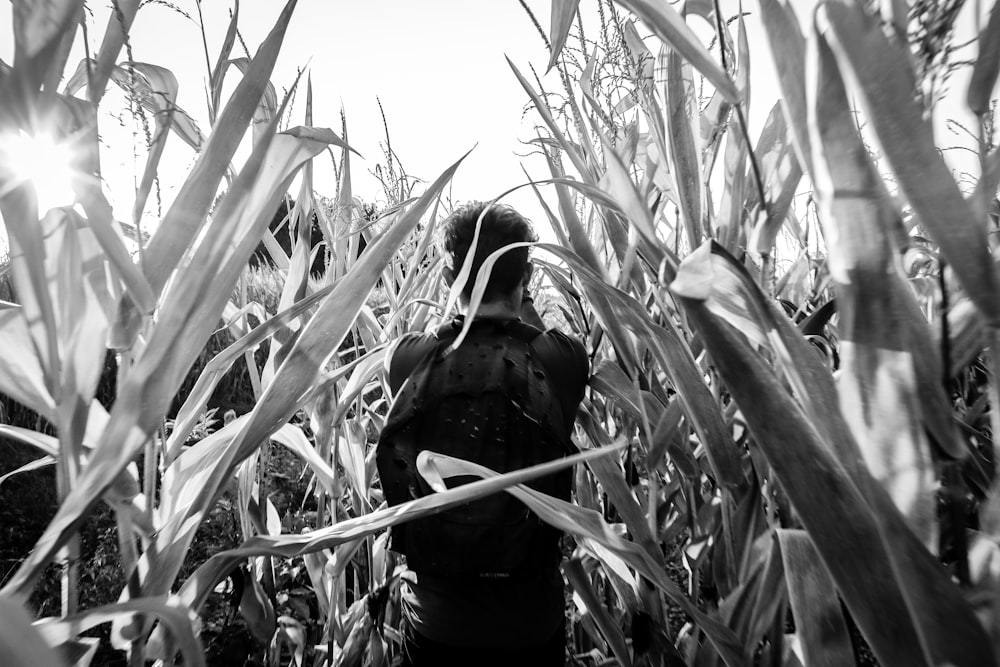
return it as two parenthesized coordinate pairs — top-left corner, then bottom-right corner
(376, 317), (574, 579)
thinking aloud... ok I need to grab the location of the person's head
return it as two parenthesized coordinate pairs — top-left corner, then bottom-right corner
(441, 201), (537, 303)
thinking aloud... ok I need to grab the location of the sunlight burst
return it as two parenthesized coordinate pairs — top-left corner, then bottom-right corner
(0, 130), (77, 213)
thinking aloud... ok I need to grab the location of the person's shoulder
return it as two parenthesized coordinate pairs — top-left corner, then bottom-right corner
(532, 327), (589, 380)
(388, 330), (439, 393)
(536, 327), (587, 359)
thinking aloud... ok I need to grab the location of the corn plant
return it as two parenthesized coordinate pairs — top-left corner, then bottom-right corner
(3, 0), (1000, 665)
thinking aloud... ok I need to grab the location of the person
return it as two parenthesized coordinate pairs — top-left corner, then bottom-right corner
(376, 201), (589, 666)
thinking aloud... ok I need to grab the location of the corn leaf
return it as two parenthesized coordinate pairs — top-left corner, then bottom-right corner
(0, 454), (55, 487)
(820, 1), (1000, 326)
(613, 0), (739, 104)
(0, 305), (55, 416)
(758, 0), (812, 175)
(664, 47), (703, 251)
(34, 597), (204, 667)
(225, 57), (278, 148)
(87, 0), (140, 102)
(137, 0), (297, 304)
(140, 153), (469, 606)
(808, 29), (937, 541)
(672, 241), (996, 667)
(165, 279), (341, 462)
(210, 0), (241, 122)
(969, 0), (1000, 115)
(675, 288), (932, 664)
(0, 195), (60, 397)
(538, 242), (743, 487)
(777, 530), (854, 667)
(564, 558), (632, 667)
(1, 108), (338, 597)
(0, 596), (67, 667)
(161, 443), (624, 626)
(547, 0), (580, 72)
(9, 0), (81, 94)
(419, 450), (743, 666)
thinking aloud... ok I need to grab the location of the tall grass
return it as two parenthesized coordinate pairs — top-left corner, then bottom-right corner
(2, 0), (1000, 665)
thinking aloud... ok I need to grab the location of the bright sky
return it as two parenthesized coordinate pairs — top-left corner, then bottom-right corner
(1, 0), (575, 240)
(0, 0), (991, 254)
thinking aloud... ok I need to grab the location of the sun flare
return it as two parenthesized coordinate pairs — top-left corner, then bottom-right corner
(0, 130), (77, 213)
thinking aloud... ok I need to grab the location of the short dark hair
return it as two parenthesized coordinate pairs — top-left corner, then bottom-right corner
(441, 201), (537, 301)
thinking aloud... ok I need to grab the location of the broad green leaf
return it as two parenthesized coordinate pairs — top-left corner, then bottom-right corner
(748, 101), (802, 255)
(210, 0), (241, 122)
(969, 0), (1000, 115)
(130, 121), (330, 440)
(33, 597), (205, 667)
(225, 57), (278, 148)
(544, 153), (626, 281)
(777, 530), (853, 667)
(758, 0), (812, 175)
(0, 595), (67, 667)
(329, 346), (387, 426)
(742, 535), (786, 654)
(589, 360), (659, 423)
(820, 1), (1000, 326)
(664, 47), (703, 251)
(711, 532), (783, 661)
(332, 114), (355, 282)
(265, 79), (317, 389)
(47, 209), (108, 462)
(74, 184), (156, 319)
(613, 0), (739, 103)
(0, 306), (55, 416)
(0, 424), (142, 508)
(585, 440), (663, 563)
(111, 63), (185, 225)
(160, 443), (625, 629)
(137, 0), (297, 306)
(647, 398), (698, 477)
(12, 0), (79, 60)
(140, 153), (468, 606)
(2, 111), (334, 597)
(418, 450), (743, 666)
(808, 29), (937, 542)
(944, 297), (988, 378)
(675, 288), (931, 665)
(338, 419), (370, 508)
(672, 241), (996, 666)
(63, 59), (204, 151)
(547, 0), (580, 72)
(239, 574), (275, 644)
(717, 10), (750, 252)
(89, 0), (140, 103)
(0, 195), (60, 397)
(0, 454), (55, 487)
(564, 558), (632, 667)
(538, 242), (743, 487)
(9, 0), (81, 94)
(165, 279), (342, 462)
(598, 131), (662, 255)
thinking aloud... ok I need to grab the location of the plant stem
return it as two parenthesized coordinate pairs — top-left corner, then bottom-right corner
(761, 251), (774, 297)
(983, 327), (1000, 536)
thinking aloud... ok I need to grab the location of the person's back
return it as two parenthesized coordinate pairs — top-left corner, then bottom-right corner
(376, 202), (589, 666)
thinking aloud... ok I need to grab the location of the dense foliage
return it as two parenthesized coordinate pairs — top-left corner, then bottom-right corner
(2, 0), (1000, 665)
